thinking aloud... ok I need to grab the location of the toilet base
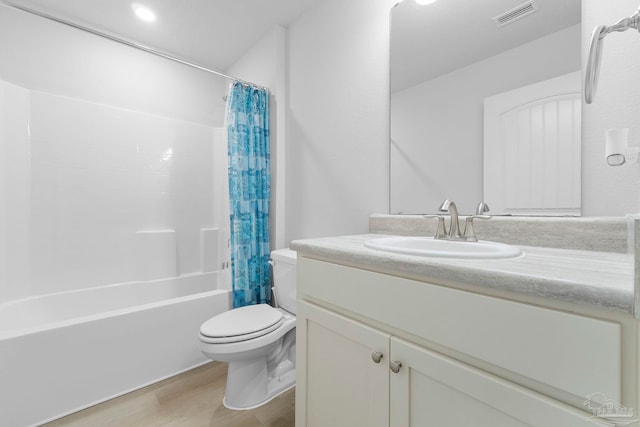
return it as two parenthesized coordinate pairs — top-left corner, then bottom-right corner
(200, 309), (297, 410)
(223, 365), (296, 410)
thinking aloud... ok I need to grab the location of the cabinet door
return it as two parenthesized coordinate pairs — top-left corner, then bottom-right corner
(296, 301), (390, 427)
(390, 337), (604, 427)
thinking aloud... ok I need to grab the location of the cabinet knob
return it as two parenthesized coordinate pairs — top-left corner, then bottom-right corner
(371, 352), (383, 364)
(390, 361), (402, 373)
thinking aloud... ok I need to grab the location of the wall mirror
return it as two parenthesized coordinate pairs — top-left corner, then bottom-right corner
(390, 0), (582, 215)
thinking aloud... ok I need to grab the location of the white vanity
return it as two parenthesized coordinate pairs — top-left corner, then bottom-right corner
(292, 216), (638, 427)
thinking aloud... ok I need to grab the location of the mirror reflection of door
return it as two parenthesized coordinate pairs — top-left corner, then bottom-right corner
(483, 71), (581, 215)
(389, 0), (581, 215)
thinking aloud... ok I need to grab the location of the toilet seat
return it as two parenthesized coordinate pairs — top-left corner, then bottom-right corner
(200, 304), (284, 344)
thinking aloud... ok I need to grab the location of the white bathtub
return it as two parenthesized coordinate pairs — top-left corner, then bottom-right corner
(0, 272), (231, 427)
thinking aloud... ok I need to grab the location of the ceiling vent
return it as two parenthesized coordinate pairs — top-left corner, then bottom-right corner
(493, 1), (539, 27)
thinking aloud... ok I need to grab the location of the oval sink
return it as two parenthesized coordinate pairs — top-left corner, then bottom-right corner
(364, 236), (522, 259)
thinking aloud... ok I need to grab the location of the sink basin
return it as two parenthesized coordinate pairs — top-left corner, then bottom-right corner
(364, 236), (522, 259)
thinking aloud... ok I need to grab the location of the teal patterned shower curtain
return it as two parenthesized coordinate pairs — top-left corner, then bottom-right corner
(226, 81), (272, 308)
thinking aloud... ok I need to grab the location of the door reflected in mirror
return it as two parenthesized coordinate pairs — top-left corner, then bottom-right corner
(390, 0), (581, 215)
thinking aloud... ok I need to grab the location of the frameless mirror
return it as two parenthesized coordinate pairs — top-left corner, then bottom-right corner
(390, 0), (581, 215)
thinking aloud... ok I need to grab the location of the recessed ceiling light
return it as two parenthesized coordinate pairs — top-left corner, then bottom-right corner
(132, 3), (156, 22)
(415, 0), (438, 5)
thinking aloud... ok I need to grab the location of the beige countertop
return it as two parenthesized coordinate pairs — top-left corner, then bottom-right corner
(291, 234), (635, 315)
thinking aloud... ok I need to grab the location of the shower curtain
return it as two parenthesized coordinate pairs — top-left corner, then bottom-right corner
(226, 81), (272, 308)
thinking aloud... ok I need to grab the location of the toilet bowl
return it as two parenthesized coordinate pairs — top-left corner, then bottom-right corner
(199, 248), (297, 410)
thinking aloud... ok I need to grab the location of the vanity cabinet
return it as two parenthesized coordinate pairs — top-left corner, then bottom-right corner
(298, 301), (389, 427)
(296, 256), (626, 427)
(298, 301), (603, 427)
(389, 337), (602, 426)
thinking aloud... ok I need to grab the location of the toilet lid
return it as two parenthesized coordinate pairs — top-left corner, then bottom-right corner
(200, 304), (283, 340)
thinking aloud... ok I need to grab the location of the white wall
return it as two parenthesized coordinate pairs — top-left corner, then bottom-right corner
(226, 26), (288, 250)
(0, 6), (227, 301)
(581, 0), (640, 216)
(287, 0), (396, 242)
(390, 25), (581, 214)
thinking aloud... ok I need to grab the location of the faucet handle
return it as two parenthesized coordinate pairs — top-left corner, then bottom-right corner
(475, 202), (490, 216)
(462, 215), (491, 242)
(439, 199), (454, 212)
(423, 215), (447, 239)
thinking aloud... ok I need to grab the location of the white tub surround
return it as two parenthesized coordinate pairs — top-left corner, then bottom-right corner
(135, 230), (178, 281)
(292, 231), (638, 427)
(0, 273), (231, 427)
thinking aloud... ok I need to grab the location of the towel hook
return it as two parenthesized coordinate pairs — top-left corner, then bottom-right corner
(585, 7), (640, 104)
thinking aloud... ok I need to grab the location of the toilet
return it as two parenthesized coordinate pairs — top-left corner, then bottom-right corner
(199, 248), (297, 410)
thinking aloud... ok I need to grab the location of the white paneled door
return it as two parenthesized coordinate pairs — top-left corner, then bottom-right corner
(484, 72), (581, 216)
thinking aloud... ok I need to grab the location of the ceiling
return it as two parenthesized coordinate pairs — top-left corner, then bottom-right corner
(391, 0), (581, 93)
(3, 0), (582, 93)
(4, 0), (324, 72)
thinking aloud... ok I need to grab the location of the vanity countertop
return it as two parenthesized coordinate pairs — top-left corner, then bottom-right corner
(290, 234), (635, 316)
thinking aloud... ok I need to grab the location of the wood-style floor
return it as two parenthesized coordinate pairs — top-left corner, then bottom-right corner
(42, 362), (295, 427)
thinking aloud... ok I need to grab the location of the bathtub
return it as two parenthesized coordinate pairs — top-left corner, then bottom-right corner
(0, 272), (231, 427)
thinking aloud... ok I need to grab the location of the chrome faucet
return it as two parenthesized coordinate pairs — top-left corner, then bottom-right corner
(424, 200), (491, 242)
(439, 199), (463, 240)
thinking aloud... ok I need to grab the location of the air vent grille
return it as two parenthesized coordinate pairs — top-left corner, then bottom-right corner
(493, 1), (539, 27)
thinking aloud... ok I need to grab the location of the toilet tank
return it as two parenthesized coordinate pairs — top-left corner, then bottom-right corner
(271, 248), (297, 315)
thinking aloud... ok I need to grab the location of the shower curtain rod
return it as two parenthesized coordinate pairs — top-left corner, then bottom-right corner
(0, 0), (268, 92)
